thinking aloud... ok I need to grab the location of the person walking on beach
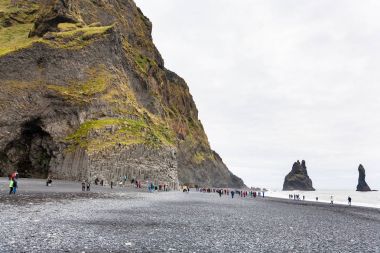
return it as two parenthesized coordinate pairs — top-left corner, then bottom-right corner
(330, 195), (334, 205)
(12, 179), (18, 194)
(316, 197), (318, 201)
(9, 178), (14, 195)
(46, 176), (52, 186)
(348, 196), (352, 206)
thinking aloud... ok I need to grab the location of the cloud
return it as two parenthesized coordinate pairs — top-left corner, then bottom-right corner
(136, 0), (380, 189)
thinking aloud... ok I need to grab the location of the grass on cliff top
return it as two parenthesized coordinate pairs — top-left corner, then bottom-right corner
(66, 118), (176, 153)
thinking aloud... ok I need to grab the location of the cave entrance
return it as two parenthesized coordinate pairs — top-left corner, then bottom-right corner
(3, 118), (55, 178)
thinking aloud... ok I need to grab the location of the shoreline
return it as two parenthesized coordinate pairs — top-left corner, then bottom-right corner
(1, 177), (379, 210)
(0, 179), (379, 252)
(264, 195), (380, 212)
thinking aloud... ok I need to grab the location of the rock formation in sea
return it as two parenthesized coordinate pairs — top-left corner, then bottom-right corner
(0, 0), (244, 188)
(356, 164), (371, 191)
(283, 160), (315, 191)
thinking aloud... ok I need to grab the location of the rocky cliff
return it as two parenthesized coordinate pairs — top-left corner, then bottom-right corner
(356, 164), (371, 192)
(283, 160), (315, 191)
(0, 0), (244, 188)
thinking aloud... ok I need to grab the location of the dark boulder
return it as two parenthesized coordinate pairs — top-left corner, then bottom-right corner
(356, 164), (371, 191)
(283, 160), (315, 191)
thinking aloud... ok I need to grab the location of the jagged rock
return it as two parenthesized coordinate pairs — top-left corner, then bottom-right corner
(356, 164), (371, 191)
(283, 160), (315, 191)
(0, 0), (244, 188)
(29, 0), (81, 37)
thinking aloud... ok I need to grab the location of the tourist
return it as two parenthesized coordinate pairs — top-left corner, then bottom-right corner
(9, 178), (14, 195)
(231, 191), (235, 198)
(316, 197), (318, 201)
(111, 181), (113, 189)
(46, 176), (52, 186)
(150, 182), (154, 192)
(13, 179), (18, 194)
(218, 190), (222, 197)
(81, 181), (86, 191)
(86, 181), (90, 191)
(95, 177), (99, 185)
(100, 180), (104, 186)
(330, 195), (334, 205)
(303, 196), (305, 201)
(348, 196), (352, 206)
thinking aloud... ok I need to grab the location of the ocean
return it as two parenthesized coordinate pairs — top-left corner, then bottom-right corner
(266, 189), (380, 209)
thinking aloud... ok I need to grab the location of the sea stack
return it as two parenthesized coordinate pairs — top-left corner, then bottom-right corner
(356, 164), (371, 191)
(283, 160), (315, 191)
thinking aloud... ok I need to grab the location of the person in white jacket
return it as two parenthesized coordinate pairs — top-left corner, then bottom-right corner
(330, 195), (334, 205)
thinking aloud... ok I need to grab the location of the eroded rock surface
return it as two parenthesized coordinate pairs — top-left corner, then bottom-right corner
(0, 0), (244, 188)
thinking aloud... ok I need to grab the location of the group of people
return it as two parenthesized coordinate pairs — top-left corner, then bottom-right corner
(196, 188), (266, 199)
(81, 180), (91, 191)
(289, 194), (305, 200)
(82, 177), (172, 193)
(288, 193), (353, 206)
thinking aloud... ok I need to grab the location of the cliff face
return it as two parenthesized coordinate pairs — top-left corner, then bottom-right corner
(283, 160), (315, 191)
(0, 0), (244, 188)
(356, 164), (371, 192)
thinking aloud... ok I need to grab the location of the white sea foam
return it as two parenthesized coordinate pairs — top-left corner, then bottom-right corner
(266, 189), (380, 209)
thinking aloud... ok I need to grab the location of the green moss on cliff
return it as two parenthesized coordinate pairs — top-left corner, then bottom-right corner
(48, 67), (112, 102)
(0, 0), (40, 56)
(43, 24), (113, 49)
(0, 23), (39, 56)
(57, 22), (80, 32)
(0, 0), (39, 25)
(135, 54), (157, 74)
(0, 21), (112, 56)
(66, 117), (175, 153)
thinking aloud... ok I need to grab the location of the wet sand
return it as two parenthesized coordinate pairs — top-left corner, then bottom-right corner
(0, 178), (379, 252)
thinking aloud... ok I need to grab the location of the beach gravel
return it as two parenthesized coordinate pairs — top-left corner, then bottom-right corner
(0, 179), (379, 253)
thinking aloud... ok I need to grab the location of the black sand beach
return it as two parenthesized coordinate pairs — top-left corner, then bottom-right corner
(0, 179), (379, 253)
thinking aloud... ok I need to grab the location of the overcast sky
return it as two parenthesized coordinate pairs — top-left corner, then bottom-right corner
(136, 0), (380, 190)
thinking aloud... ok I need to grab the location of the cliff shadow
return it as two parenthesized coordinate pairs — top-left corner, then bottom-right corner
(1, 118), (56, 178)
